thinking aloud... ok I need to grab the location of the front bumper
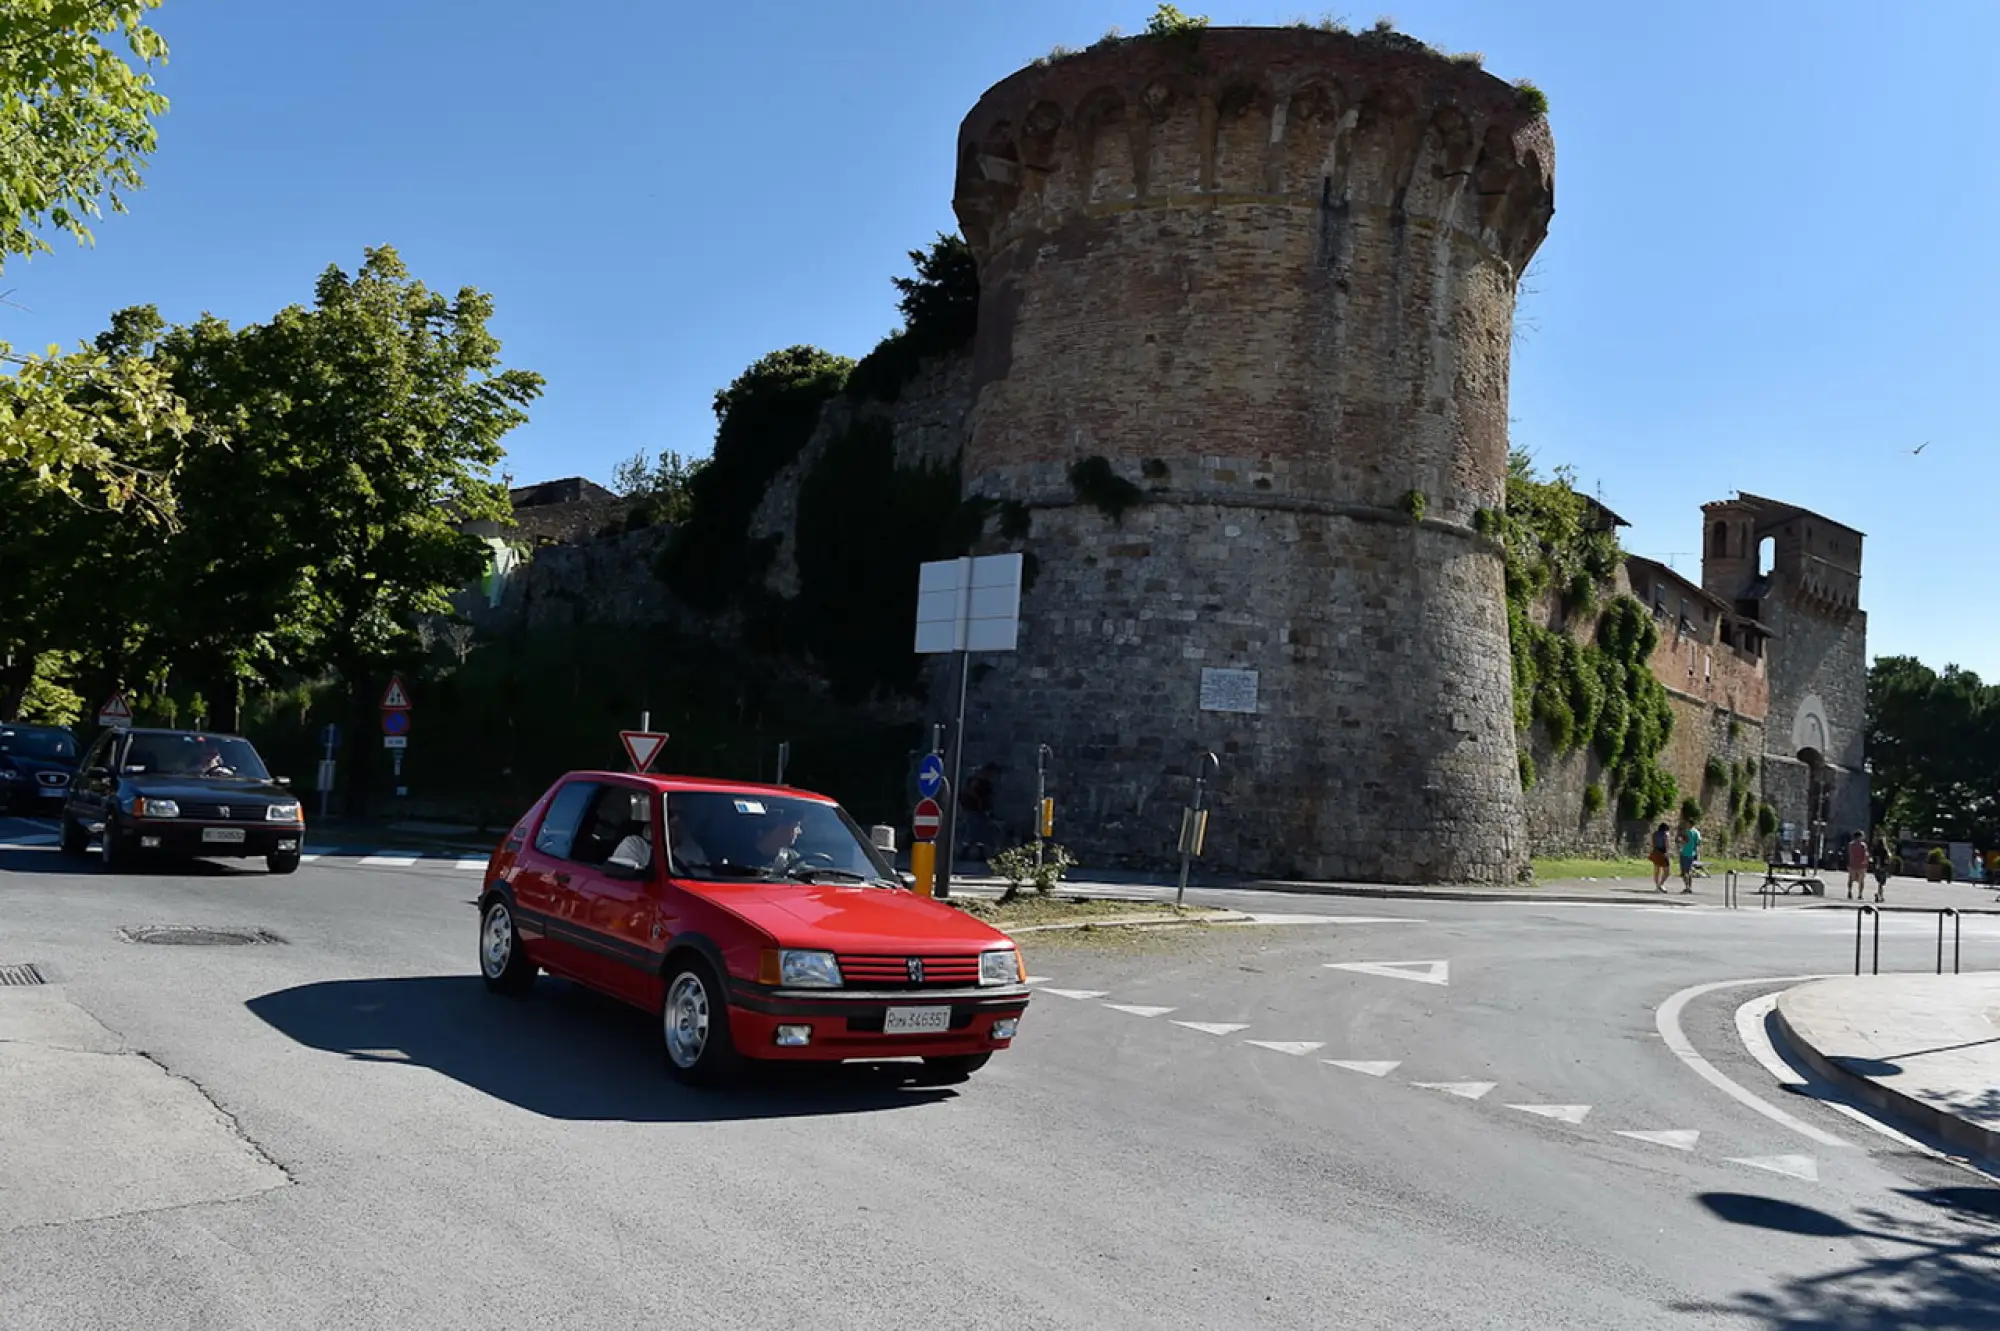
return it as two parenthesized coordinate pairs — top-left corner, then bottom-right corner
(125, 821), (304, 857)
(728, 983), (1032, 1061)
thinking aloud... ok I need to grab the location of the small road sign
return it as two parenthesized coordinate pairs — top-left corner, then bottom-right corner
(381, 710), (411, 737)
(912, 797), (942, 842)
(621, 730), (668, 773)
(383, 735), (408, 750)
(320, 722), (341, 750)
(380, 675), (411, 710)
(97, 692), (133, 727)
(917, 753), (945, 799)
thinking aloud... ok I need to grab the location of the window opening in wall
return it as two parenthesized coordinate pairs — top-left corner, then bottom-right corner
(1710, 521), (1729, 557)
(1757, 536), (1774, 577)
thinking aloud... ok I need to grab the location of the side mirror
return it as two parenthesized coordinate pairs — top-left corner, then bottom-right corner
(86, 766), (109, 779)
(899, 872), (918, 891)
(274, 776), (292, 787)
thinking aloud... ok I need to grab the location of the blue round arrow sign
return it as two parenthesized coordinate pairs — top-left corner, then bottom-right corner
(381, 710), (411, 737)
(917, 752), (944, 798)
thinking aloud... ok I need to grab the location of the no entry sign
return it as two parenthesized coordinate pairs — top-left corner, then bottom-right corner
(911, 797), (942, 842)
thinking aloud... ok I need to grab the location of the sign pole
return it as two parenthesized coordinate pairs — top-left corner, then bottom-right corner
(1035, 743), (1051, 873)
(1177, 751), (1220, 909)
(939, 653), (969, 901)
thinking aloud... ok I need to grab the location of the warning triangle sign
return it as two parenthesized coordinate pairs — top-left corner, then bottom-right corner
(1321, 959), (1451, 986)
(380, 677), (411, 710)
(620, 731), (668, 773)
(97, 692), (133, 725)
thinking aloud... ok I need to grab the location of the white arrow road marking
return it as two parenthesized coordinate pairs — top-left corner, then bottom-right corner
(1617, 1130), (1701, 1152)
(1174, 1021), (1250, 1036)
(1413, 1081), (1496, 1101)
(1728, 1154), (1819, 1182)
(358, 853), (419, 867)
(1657, 975), (1850, 1149)
(1023, 975), (1052, 984)
(1039, 988), (1109, 1000)
(1245, 1041), (1325, 1056)
(1323, 1060), (1401, 1077)
(1103, 1004), (1176, 1017)
(1323, 959), (1450, 986)
(1506, 1103), (1592, 1124)
(453, 857), (486, 871)
(1238, 914), (1428, 925)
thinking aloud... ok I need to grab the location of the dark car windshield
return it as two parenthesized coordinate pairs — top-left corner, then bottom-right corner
(665, 790), (894, 884)
(121, 733), (272, 781)
(0, 727), (77, 762)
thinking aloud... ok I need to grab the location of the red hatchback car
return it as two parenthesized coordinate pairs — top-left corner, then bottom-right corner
(477, 772), (1031, 1084)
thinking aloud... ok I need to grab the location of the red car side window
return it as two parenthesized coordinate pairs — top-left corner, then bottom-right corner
(533, 782), (598, 859)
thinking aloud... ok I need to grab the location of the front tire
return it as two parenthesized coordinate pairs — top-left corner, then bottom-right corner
(919, 1052), (992, 1083)
(478, 898), (537, 995)
(267, 847), (301, 875)
(660, 958), (741, 1086)
(59, 814), (88, 856)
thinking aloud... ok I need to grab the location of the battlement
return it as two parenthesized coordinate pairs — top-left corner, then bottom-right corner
(956, 26), (1554, 273)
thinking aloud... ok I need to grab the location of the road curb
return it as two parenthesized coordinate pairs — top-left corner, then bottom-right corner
(1004, 910), (1249, 934)
(1771, 985), (2000, 1165)
(1235, 881), (1703, 908)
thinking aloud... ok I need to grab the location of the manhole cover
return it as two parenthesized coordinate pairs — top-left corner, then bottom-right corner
(118, 926), (288, 947)
(0, 962), (48, 986)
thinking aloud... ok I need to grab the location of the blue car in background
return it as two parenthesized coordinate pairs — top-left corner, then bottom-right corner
(0, 724), (80, 816)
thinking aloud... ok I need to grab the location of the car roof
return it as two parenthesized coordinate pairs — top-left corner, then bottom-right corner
(0, 723), (70, 733)
(118, 727), (252, 741)
(560, 771), (837, 804)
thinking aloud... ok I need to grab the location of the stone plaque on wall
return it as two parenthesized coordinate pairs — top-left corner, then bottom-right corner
(1199, 667), (1259, 715)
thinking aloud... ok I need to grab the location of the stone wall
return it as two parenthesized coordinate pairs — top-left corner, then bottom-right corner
(1763, 597), (1871, 843)
(949, 28), (1553, 882)
(453, 525), (692, 634)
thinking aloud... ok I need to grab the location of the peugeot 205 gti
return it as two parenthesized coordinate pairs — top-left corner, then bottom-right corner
(476, 772), (1031, 1084)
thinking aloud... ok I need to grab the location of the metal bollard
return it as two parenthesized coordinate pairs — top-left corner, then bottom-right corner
(1938, 908), (1961, 975)
(1723, 869), (1739, 910)
(1855, 904), (1880, 976)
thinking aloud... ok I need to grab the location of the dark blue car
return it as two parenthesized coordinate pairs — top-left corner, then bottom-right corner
(0, 723), (80, 816)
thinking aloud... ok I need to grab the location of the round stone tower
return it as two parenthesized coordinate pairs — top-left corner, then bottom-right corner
(950, 26), (1554, 884)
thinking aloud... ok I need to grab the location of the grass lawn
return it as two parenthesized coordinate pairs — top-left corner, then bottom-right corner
(1531, 855), (1768, 881)
(949, 895), (1223, 928)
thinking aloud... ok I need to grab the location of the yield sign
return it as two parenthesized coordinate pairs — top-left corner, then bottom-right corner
(620, 731), (668, 773)
(97, 692), (133, 726)
(1322, 959), (1450, 986)
(380, 675), (412, 710)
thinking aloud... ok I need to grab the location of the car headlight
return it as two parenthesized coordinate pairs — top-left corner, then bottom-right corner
(266, 802), (302, 822)
(0, 768), (19, 781)
(135, 797), (180, 819)
(778, 949), (843, 988)
(980, 948), (1022, 987)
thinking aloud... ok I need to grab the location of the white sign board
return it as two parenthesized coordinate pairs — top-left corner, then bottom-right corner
(915, 553), (1022, 655)
(1199, 667), (1259, 714)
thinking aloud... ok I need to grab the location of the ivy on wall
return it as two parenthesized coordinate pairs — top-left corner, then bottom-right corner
(1488, 452), (1678, 824)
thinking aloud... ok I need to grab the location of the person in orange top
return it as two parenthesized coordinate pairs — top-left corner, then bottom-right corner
(1846, 832), (1872, 902)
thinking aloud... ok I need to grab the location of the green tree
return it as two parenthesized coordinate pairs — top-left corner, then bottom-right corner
(1867, 655), (1996, 841)
(611, 448), (707, 528)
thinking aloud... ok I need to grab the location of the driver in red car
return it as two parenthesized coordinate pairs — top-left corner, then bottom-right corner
(752, 807), (805, 872)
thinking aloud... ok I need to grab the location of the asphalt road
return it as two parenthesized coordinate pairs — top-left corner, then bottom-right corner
(2, 814), (1997, 1329)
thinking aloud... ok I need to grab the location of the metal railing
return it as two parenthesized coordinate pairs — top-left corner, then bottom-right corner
(1854, 904), (1880, 975)
(1850, 905), (1965, 976)
(1724, 869), (1740, 909)
(1938, 908), (1961, 975)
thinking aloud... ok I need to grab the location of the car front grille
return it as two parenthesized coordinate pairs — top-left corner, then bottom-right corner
(35, 772), (68, 788)
(836, 954), (982, 988)
(177, 802), (258, 821)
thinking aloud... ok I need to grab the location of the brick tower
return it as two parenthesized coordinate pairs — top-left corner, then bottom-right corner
(950, 27), (1554, 882)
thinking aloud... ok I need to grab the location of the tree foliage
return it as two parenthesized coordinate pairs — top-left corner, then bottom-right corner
(611, 448), (706, 528)
(846, 233), (980, 402)
(1867, 655), (1999, 842)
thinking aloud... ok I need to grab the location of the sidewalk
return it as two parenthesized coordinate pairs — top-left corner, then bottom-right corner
(1774, 972), (2000, 1163)
(934, 863), (1712, 907)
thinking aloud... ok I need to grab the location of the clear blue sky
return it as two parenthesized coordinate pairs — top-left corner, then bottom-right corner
(9, 1), (1996, 677)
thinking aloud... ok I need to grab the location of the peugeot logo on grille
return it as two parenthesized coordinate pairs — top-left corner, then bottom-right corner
(217, 806), (230, 820)
(906, 958), (924, 984)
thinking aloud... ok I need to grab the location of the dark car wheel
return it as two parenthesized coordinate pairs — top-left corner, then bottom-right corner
(478, 898), (537, 996)
(267, 848), (301, 875)
(919, 1052), (992, 1083)
(98, 817), (127, 872)
(59, 814), (88, 856)
(661, 957), (742, 1086)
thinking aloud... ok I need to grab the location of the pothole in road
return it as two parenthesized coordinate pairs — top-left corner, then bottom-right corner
(117, 926), (289, 947)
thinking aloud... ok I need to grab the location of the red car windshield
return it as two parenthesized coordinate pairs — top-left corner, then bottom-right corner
(665, 790), (894, 884)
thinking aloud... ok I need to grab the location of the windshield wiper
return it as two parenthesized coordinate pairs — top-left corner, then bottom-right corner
(784, 864), (872, 884)
(697, 863), (778, 879)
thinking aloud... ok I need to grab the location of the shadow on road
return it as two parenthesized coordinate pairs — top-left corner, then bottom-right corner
(1677, 1188), (2000, 1327)
(245, 975), (960, 1122)
(0, 846), (264, 878)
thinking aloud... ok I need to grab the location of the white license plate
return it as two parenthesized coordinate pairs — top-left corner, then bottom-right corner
(38, 787), (64, 797)
(201, 828), (247, 844)
(882, 1006), (951, 1035)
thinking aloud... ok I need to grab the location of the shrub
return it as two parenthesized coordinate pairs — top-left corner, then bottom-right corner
(1399, 488), (1428, 523)
(1704, 755), (1730, 787)
(1755, 802), (1778, 837)
(1582, 783), (1605, 816)
(990, 843), (1076, 902)
(1514, 80), (1550, 116)
(1926, 846), (1948, 865)
(1068, 456), (1145, 523)
(1145, 4), (1208, 38)
(1680, 797), (1701, 825)
(1517, 750), (1536, 790)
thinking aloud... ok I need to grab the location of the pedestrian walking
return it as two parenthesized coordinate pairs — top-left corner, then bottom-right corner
(1846, 831), (1870, 900)
(1650, 822), (1672, 891)
(1678, 822), (1701, 893)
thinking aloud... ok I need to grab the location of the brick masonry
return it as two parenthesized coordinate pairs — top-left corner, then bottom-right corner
(949, 28), (1553, 882)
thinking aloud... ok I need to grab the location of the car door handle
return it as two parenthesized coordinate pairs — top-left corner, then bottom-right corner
(553, 872), (571, 886)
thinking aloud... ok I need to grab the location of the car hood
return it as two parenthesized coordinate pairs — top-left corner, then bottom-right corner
(1, 755), (74, 778)
(704, 880), (1015, 951)
(116, 775), (296, 803)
